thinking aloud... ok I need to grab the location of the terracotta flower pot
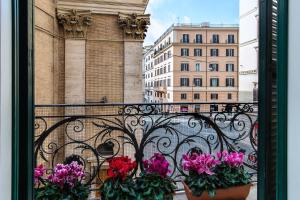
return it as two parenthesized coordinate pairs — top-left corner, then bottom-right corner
(183, 182), (252, 200)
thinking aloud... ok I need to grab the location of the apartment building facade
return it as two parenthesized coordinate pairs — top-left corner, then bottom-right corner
(239, 0), (259, 102)
(144, 23), (239, 112)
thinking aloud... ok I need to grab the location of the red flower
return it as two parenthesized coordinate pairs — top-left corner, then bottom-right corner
(107, 156), (137, 180)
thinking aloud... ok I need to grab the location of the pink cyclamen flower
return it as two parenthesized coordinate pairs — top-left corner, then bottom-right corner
(182, 153), (220, 175)
(218, 151), (244, 167)
(34, 164), (45, 184)
(143, 153), (171, 177)
(48, 161), (85, 188)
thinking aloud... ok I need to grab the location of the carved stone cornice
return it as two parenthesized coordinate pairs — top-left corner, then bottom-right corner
(118, 13), (150, 40)
(57, 9), (92, 39)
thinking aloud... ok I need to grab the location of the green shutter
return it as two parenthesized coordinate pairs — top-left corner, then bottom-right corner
(258, 0), (288, 199)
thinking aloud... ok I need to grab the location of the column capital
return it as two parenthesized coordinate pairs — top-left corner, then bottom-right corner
(57, 9), (92, 39)
(118, 13), (150, 40)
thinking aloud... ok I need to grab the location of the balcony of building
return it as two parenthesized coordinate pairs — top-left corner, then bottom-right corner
(34, 102), (258, 199)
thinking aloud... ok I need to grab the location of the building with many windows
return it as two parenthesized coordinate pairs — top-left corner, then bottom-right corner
(144, 23), (239, 112)
(239, 0), (259, 102)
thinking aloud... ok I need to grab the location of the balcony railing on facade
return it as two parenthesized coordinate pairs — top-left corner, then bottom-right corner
(34, 102), (258, 197)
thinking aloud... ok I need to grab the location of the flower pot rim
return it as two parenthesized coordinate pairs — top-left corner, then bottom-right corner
(182, 181), (253, 190)
(182, 181), (252, 200)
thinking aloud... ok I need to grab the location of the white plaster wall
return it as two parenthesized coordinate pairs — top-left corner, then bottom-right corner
(240, 0), (258, 16)
(288, 0), (300, 199)
(0, 0), (12, 199)
(239, 0), (258, 102)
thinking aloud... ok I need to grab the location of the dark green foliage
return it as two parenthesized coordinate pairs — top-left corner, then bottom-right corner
(34, 182), (89, 200)
(135, 173), (176, 200)
(184, 171), (219, 197)
(100, 177), (136, 200)
(215, 163), (251, 188)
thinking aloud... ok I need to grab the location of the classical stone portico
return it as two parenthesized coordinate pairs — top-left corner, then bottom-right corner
(34, 0), (150, 176)
(35, 0), (150, 105)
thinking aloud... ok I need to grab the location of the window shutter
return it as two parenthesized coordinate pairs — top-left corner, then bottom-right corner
(217, 79), (219, 86)
(216, 64), (219, 71)
(210, 79), (212, 86)
(216, 49), (219, 56)
(258, 0), (285, 199)
(210, 49), (213, 56)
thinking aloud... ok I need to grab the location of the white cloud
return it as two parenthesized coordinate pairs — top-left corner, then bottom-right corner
(183, 16), (191, 24)
(146, 0), (165, 13)
(144, 0), (173, 45)
(144, 17), (169, 45)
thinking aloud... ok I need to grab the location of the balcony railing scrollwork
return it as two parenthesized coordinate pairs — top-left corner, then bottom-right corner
(34, 102), (258, 191)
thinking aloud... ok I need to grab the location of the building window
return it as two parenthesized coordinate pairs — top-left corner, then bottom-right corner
(228, 93), (232, 100)
(168, 64), (171, 72)
(180, 78), (189, 86)
(227, 34), (235, 43)
(167, 93), (170, 98)
(209, 63), (219, 71)
(164, 66), (166, 73)
(195, 34), (203, 43)
(180, 106), (189, 112)
(181, 63), (189, 71)
(181, 48), (189, 56)
(193, 78), (202, 87)
(210, 104), (219, 111)
(181, 93), (187, 99)
(226, 64), (234, 72)
(211, 93), (218, 100)
(167, 79), (171, 87)
(226, 49), (235, 56)
(210, 78), (219, 87)
(194, 93), (200, 100)
(226, 78), (235, 87)
(195, 63), (201, 71)
(182, 34), (189, 43)
(212, 34), (219, 43)
(194, 48), (202, 56)
(210, 49), (219, 56)
(168, 50), (171, 58)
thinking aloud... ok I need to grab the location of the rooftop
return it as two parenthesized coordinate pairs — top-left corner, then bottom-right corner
(154, 23), (239, 45)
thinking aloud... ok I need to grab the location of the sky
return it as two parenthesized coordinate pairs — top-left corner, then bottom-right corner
(144, 0), (239, 45)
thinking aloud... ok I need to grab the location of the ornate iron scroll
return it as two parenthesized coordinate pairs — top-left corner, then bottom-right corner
(34, 103), (258, 189)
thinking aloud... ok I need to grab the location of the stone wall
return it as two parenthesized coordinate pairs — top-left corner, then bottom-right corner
(86, 14), (124, 103)
(35, 0), (65, 105)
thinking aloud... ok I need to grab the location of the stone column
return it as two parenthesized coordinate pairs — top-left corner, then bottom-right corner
(57, 9), (92, 158)
(118, 13), (150, 103)
(118, 13), (150, 160)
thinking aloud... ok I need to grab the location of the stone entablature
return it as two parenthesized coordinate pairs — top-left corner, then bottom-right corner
(57, 0), (149, 15)
(57, 9), (92, 38)
(118, 13), (150, 40)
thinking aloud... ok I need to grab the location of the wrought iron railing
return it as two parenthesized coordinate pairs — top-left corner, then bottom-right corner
(34, 102), (258, 190)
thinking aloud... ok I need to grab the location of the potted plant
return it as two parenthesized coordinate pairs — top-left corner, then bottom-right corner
(34, 162), (89, 200)
(182, 151), (251, 200)
(136, 153), (176, 200)
(100, 156), (137, 200)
